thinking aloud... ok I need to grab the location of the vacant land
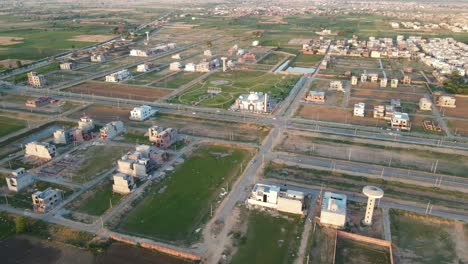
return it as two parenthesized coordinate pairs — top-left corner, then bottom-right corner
(231, 210), (302, 264)
(119, 144), (252, 242)
(152, 72), (203, 89)
(66, 82), (172, 101)
(390, 210), (467, 264)
(446, 119), (468, 137)
(0, 36), (24, 46)
(335, 237), (391, 264)
(68, 104), (131, 123)
(443, 96), (468, 119)
(172, 70), (300, 108)
(0, 116), (26, 138)
(257, 53), (286, 65)
(291, 54), (322, 67)
(68, 35), (114, 42)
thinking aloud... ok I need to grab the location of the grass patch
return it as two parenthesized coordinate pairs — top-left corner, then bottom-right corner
(122, 132), (151, 145)
(336, 237), (390, 264)
(73, 180), (123, 216)
(0, 115), (26, 137)
(0, 212), (15, 240)
(118, 144), (252, 242)
(231, 210), (302, 264)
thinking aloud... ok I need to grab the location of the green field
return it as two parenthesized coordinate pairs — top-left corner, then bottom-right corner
(0, 116), (26, 138)
(257, 53), (286, 65)
(171, 70), (300, 108)
(119, 144), (252, 242)
(231, 210), (302, 264)
(72, 180), (123, 216)
(0, 212), (15, 240)
(390, 210), (459, 264)
(152, 72), (203, 89)
(335, 238), (390, 264)
(72, 145), (130, 183)
(291, 54), (323, 67)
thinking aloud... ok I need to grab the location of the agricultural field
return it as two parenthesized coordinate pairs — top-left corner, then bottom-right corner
(118, 144), (253, 242)
(390, 210), (468, 264)
(65, 81), (172, 101)
(151, 71), (204, 89)
(171, 70), (300, 108)
(230, 210), (302, 264)
(335, 238), (391, 264)
(257, 53), (287, 65)
(0, 115), (26, 138)
(290, 54), (323, 67)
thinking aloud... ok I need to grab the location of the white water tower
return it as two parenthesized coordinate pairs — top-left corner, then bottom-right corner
(362, 186), (384, 226)
(221, 57), (228, 72)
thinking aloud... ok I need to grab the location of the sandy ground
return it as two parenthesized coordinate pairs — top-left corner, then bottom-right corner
(0, 37), (24, 46)
(443, 96), (468, 119)
(68, 35), (115, 42)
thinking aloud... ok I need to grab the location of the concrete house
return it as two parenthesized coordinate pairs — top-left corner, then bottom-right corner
(390, 79), (399, 88)
(32, 188), (62, 213)
(105, 69), (131, 82)
(112, 173), (136, 194)
(148, 126), (178, 149)
(78, 116), (95, 132)
(129, 105), (157, 121)
(437, 95), (456, 108)
(6, 168), (34, 192)
(351, 76), (358, 86)
(170, 62), (182, 71)
(304, 91), (325, 104)
(353, 103), (365, 117)
(25, 142), (56, 160)
(247, 183), (305, 215)
(380, 78), (388, 88)
(373, 105), (385, 119)
(27, 72), (46, 88)
(90, 54), (106, 62)
(329, 81), (343, 91)
(391, 112), (411, 131)
(320, 192), (347, 228)
(99, 121), (125, 140)
(53, 129), (72, 144)
(419, 98), (432, 111)
(60, 62), (74, 70)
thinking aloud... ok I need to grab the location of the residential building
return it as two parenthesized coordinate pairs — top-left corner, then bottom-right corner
(402, 75), (412, 85)
(184, 63), (196, 72)
(78, 116), (94, 132)
(53, 129), (72, 144)
(304, 91), (325, 104)
(99, 121), (125, 140)
(25, 97), (54, 108)
(112, 173), (136, 194)
(329, 81), (343, 91)
(391, 112), (411, 131)
(204, 49), (212, 56)
(419, 98), (432, 111)
(369, 73), (379, 83)
(320, 192), (347, 228)
(353, 103), (365, 117)
(137, 63), (153, 72)
(170, 62), (182, 71)
(129, 105), (157, 121)
(351, 76), (358, 85)
(27, 72), (45, 88)
(117, 145), (166, 178)
(232, 92), (269, 113)
(90, 54), (106, 62)
(148, 126), (178, 149)
(360, 73), (368, 82)
(60, 62), (74, 70)
(25, 142), (56, 160)
(437, 95), (456, 108)
(247, 183), (305, 215)
(391, 79), (399, 88)
(380, 78), (388, 88)
(373, 105), (385, 119)
(130, 49), (149, 57)
(105, 69), (131, 82)
(6, 168), (34, 192)
(32, 187), (62, 213)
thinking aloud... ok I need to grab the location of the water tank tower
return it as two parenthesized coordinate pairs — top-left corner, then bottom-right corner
(362, 185), (384, 225)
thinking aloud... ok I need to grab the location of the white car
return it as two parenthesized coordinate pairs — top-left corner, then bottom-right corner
(192, 112), (196, 115)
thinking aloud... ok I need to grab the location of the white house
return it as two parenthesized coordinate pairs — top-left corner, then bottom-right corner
(78, 116), (94, 132)
(380, 78), (388, 88)
(105, 69), (131, 82)
(137, 63), (152, 72)
(129, 105), (157, 121)
(60, 62), (74, 70)
(419, 98), (432, 111)
(25, 142), (56, 160)
(391, 112), (411, 131)
(247, 183), (305, 215)
(6, 168), (34, 192)
(170, 62), (183, 71)
(353, 103), (365, 117)
(112, 173), (136, 194)
(53, 129), (71, 144)
(184, 63), (196, 72)
(232, 92), (269, 113)
(130, 49), (149, 57)
(351, 76), (358, 85)
(320, 192), (347, 228)
(90, 54), (106, 62)
(391, 79), (399, 88)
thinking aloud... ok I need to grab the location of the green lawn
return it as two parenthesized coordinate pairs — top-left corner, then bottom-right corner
(257, 53), (286, 65)
(74, 180), (123, 216)
(119, 144), (252, 242)
(152, 72), (203, 89)
(291, 54), (323, 67)
(335, 238), (390, 264)
(0, 116), (26, 138)
(390, 210), (458, 264)
(123, 132), (151, 145)
(172, 70), (300, 108)
(0, 213), (15, 240)
(73, 145), (130, 183)
(231, 211), (302, 264)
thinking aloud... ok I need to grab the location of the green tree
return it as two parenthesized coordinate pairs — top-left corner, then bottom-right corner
(16, 60), (22, 68)
(206, 40), (213, 48)
(15, 216), (27, 234)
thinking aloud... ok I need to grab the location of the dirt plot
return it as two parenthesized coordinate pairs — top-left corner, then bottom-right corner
(96, 243), (192, 264)
(67, 35), (115, 42)
(446, 119), (468, 137)
(68, 104), (131, 123)
(66, 82), (172, 101)
(0, 36), (24, 45)
(297, 104), (388, 127)
(355, 82), (428, 94)
(335, 237), (391, 264)
(351, 89), (422, 103)
(443, 96), (468, 119)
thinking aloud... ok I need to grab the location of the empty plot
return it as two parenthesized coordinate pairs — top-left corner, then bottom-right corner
(351, 89), (421, 103)
(68, 104), (131, 123)
(66, 81), (172, 101)
(335, 237), (391, 264)
(151, 71), (203, 89)
(118, 144), (252, 242)
(0, 116), (26, 138)
(443, 96), (468, 119)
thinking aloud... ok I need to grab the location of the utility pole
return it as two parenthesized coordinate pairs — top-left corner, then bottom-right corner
(380, 168), (385, 178)
(433, 159), (438, 174)
(425, 201), (431, 214)
(348, 148), (352, 161)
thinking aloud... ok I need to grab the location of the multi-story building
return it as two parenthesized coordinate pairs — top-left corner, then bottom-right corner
(32, 187), (62, 213)
(402, 75), (412, 85)
(117, 145), (166, 178)
(232, 92), (269, 113)
(99, 121), (125, 140)
(247, 183), (305, 215)
(304, 91), (325, 103)
(53, 129), (72, 144)
(390, 79), (399, 88)
(329, 81), (343, 91)
(90, 54), (106, 62)
(353, 102), (365, 117)
(137, 63), (154, 72)
(391, 112), (411, 131)
(60, 62), (74, 70)
(27, 72), (46, 88)
(129, 105), (157, 121)
(112, 173), (136, 194)
(170, 62), (182, 71)
(6, 168), (34, 192)
(78, 116), (95, 132)
(373, 105), (385, 119)
(25, 142), (56, 160)
(25, 97), (54, 108)
(129, 49), (150, 57)
(148, 126), (178, 149)
(351, 76), (358, 86)
(320, 192), (347, 228)
(437, 95), (456, 108)
(419, 98), (432, 111)
(380, 78), (388, 88)
(105, 69), (131, 82)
